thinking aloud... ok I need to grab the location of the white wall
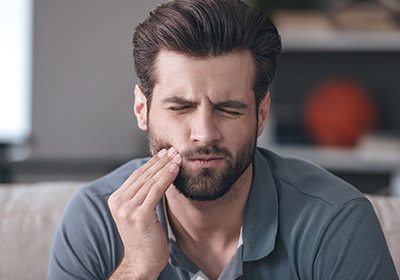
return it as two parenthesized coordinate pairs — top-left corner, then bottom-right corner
(31, 0), (164, 161)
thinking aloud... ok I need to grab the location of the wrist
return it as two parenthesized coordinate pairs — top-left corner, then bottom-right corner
(109, 256), (159, 280)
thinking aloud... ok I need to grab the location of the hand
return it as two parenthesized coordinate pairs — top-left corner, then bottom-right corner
(108, 147), (182, 279)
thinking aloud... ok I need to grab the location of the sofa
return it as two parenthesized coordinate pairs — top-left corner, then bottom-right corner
(0, 182), (399, 279)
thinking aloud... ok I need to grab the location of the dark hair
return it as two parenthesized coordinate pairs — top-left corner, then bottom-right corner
(133, 0), (281, 107)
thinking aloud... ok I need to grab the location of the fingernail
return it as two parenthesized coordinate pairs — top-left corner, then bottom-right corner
(167, 147), (176, 157)
(169, 163), (179, 173)
(172, 154), (181, 164)
(157, 149), (167, 158)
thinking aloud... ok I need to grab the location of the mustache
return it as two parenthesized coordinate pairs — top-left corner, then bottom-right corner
(180, 145), (232, 159)
(147, 131), (231, 159)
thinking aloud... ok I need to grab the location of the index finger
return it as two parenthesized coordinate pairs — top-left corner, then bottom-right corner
(116, 147), (174, 195)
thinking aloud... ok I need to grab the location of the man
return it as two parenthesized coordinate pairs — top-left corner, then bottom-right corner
(48, 0), (398, 279)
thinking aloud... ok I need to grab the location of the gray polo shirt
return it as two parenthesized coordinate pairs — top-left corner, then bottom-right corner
(48, 148), (398, 279)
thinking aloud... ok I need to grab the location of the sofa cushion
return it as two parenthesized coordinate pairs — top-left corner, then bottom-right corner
(0, 182), (84, 280)
(367, 195), (400, 276)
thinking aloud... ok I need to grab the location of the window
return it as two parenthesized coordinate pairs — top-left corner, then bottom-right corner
(0, 0), (32, 144)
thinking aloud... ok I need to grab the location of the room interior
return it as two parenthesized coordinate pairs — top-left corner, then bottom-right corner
(0, 0), (399, 278)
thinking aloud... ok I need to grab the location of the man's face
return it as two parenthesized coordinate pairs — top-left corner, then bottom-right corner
(135, 50), (269, 201)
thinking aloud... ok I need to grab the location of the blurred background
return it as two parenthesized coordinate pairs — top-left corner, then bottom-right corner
(1, 0), (162, 183)
(1, 0), (400, 195)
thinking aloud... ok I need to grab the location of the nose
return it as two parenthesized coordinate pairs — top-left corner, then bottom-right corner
(190, 107), (221, 145)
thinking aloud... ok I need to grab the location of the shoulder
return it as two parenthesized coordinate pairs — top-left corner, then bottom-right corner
(255, 148), (372, 239)
(255, 148), (397, 277)
(48, 157), (149, 279)
(81, 157), (150, 198)
(62, 156), (150, 231)
(256, 147), (365, 208)
(60, 157), (151, 232)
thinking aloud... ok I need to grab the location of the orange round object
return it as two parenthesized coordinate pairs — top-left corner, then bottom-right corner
(304, 79), (378, 147)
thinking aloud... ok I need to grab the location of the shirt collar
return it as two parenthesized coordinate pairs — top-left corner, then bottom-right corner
(161, 196), (244, 248)
(162, 196), (177, 242)
(242, 148), (278, 261)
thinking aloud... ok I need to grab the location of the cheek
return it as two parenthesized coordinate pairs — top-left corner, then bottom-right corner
(234, 118), (258, 146)
(226, 115), (257, 137)
(227, 126), (254, 149)
(151, 113), (185, 135)
(148, 113), (187, 147)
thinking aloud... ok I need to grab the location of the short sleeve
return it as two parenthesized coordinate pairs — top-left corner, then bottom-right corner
(48, 187), (123, 280)
(313, 198), (398, 279)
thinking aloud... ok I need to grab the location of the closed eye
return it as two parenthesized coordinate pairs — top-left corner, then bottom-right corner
(162, 96), (196, 112)
(216, 107), (243, 116)
(215, 100), (248, 117)
(168, 105), (193, 111)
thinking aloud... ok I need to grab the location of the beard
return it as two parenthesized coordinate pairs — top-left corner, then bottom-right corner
(147, 128), (257, 202)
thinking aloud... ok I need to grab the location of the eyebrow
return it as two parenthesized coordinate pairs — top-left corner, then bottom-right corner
(161, 96), (195, 105)
(161, 96), (248, 110)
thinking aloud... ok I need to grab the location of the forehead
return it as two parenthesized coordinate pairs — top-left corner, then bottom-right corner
(152, 50), (255, 102)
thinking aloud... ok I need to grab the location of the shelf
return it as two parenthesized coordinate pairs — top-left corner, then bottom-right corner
(264, 145), (400, 173)
(281, 30), (400, 52)
(273, 10), (400, 52)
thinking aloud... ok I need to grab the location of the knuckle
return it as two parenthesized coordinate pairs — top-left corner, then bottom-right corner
(145, 177), (158, 186)
(135, 168), (150, 182)
(149, 184), (165, 199)
(134, 165), (146, 175)
(115, 206), (131, 221)
(135, 160), (166, 182)
(133, 165), (151, 181)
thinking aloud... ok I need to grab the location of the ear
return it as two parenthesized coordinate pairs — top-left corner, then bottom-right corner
(133, 84), (148, 131)
(257, 92), (271, 137)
